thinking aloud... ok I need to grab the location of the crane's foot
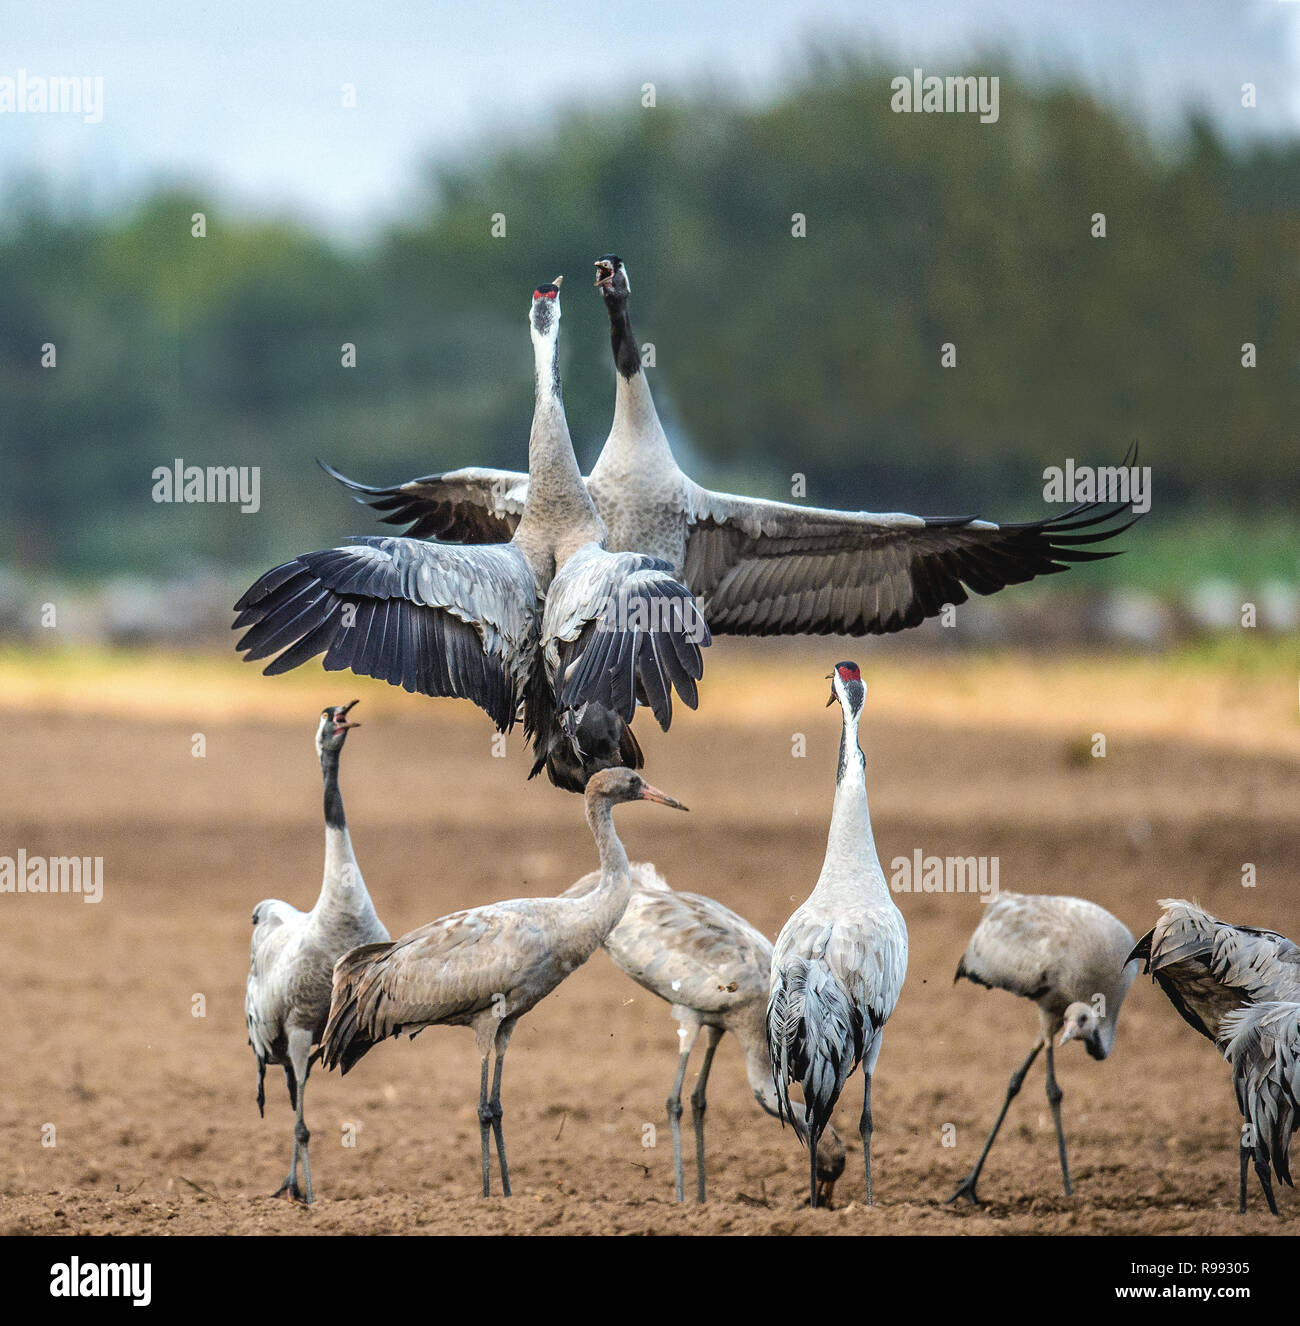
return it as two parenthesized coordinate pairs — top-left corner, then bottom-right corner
(271, 1175), (312, 1206)
(945, 1173), (983, 1206)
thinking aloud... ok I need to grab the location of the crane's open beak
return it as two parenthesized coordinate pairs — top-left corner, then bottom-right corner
(594, 260), (615, 288)
(640, 783), (688, 811)
(334, 699), (361, 731)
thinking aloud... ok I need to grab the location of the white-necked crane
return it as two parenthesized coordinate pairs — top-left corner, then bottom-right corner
(320, 767), (687, 1197)
(235, 279), (708, 792)
(245, 700), (389, 1204)
(323, 254), (1138, 640)
(564, 861), (846, 1204)
(1130, 897), (1300, 1213)
(1219, 1000), (1300, 1216)
(946, 892), (1137, 1204)
(766, 662), (908, 1209)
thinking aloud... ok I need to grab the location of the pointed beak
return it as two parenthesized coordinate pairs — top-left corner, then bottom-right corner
(594, 262), (613, 288)
(1058, 1024), (1077, 1047)
(334, 700), (361, 731)
(552, 275), (563, 289)
(639, 783), (688, 811)
(825, 675), (836, 707)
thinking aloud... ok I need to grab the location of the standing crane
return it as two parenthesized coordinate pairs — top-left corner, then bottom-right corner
(1130, 897), (1300, 1212)
(767, 662), (908, 1209)
(321, 768), (687, 1196)
(565, 862), (846, 1204)
(946, 892), (1137, 1204)
(245, 701), (389, 1204)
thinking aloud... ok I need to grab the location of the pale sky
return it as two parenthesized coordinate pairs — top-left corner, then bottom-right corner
(2, 0), (1297, 238)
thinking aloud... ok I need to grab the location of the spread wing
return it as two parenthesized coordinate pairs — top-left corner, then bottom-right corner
(543, 543), (710, 730)
(234, 536), (539, 730)
(319, 459), (526, 542)
(681, 482), (1137, 636)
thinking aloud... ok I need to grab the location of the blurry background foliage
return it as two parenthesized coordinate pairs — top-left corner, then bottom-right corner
(0, 58), (1295, 591)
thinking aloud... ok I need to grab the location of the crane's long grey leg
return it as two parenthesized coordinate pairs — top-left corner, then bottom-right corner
(477, 1055), (492, 1198)
(861, 1072), (874, 1206)
(1252, 1148), (1280, 1217)
(946, 1038), (1044, 1205)
(667, 1023), (699, 1204)
(1239, 1136), (1250, 1214)
(689, 1027), (723, 1204)
(1044, 1040), (1072, 1197)
(489, 1047), (511, 1197)
(273, 1028), (314, 1203)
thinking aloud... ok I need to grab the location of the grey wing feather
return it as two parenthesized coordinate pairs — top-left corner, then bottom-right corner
(1220, 1001), (1300, 1186)
(543, 542), (709, 730)
(682, 482), (1135, 637)
(319, 460), (527, 542)
(234, 537), (539, 730)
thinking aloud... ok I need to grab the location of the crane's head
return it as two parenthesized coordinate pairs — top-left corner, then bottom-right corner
(593, 254), (630, 299)
(316, 700), (360, 755)
(1059, 1001), (1106, 1060)
(826, 660), (866, 715)
(529, 276), (563, 339)
(584, 767), (688, 811)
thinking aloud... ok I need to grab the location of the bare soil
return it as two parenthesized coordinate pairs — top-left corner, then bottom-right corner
(1, 658), (1297, 1235)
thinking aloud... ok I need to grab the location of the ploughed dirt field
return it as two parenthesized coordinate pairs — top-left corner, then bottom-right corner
(1, 646), (1297, 1235)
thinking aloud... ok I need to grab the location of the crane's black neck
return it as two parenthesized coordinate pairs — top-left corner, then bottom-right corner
(603, 293), (642, 380)
(320, 747), (346, 830)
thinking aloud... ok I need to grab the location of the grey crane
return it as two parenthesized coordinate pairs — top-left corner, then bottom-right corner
(235, 280), (708, 793)
(1219, 1001), (1300, 1215)
(946, 892), (1137, 1204)
(767, 662), (908, 1209)
(1130, 897), (1300, 1213)
(320, 767), (687, 1197)
(245, 700), (389, 1204)
(323, 254), (1137, 640)
(564, 861), (847, 1204)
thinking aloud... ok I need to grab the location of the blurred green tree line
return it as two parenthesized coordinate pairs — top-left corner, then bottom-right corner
(1, 58), (1296, 580)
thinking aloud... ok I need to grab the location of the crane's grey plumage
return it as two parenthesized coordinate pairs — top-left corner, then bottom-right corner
(564, 862), (846, 1204)
(1219, 1001), (1300, 1212)
(245, 701), (389, 1204)
(766, 662), (908, 1208)
(324, 254), (1137, 639)
(320, 768), (687, 1197)
(237, 280), (708, 792)
(1130, 897), (1300, 1213)
(946, 891), (1136, 1204)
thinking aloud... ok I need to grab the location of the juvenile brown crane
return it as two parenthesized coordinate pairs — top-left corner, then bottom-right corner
(565, 862), (846, 1204)
(321, 768), (687, 1196)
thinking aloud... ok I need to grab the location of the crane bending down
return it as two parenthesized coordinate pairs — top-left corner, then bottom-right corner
(767, 662), (908, 1208)
(321, 768), (687, 1196)
(245, 701), (389, 1204)
(946, 892), (1137, 1204)
(236, 279), (708, 792)
(1218, 1001), (1300, 1216)
(564, 862), (846, 1204)
(324, 254), (1138, 640)
(1130, 897), (1300, 1213)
